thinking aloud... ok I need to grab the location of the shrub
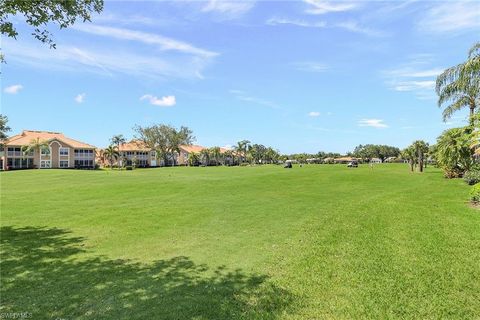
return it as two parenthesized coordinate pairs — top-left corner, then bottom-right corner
(470, 184), (480, 203)
(464, 170), (480, 185)
(443, 167), (464, 179)
(126, 166), (133, 171)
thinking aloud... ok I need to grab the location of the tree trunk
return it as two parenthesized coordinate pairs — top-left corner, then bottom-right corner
(470, 105), (476, 126)
(410, 160), (414, 172)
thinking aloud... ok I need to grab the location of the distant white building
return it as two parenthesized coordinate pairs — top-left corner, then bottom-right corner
(370, 158), (382, 164)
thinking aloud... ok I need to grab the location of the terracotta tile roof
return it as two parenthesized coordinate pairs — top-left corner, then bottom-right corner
(179, 145), (206, 153)
(116, 141), (232, 154)
(117, 140), (150, 151)
(6, 130), (95, 149)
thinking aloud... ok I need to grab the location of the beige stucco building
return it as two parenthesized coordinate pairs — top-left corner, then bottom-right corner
(1, 130), (96, 170)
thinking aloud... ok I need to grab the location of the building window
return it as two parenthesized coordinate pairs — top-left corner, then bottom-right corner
(59, 160), (69, 168)
(41, 147), (50, 156)
(59, 147), (69, 156)
(40, 160), (51, 168)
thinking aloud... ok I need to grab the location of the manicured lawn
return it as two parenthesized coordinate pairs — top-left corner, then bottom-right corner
(1, 164), (478, 319)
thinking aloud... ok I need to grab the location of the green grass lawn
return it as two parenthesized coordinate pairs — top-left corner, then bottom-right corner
(1, 164), (479, 319)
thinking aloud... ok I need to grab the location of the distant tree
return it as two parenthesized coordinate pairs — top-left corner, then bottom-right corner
(223, 150), (235, 166)
(209, 147), (222, 166)
(188, 152), (200, 166)
(109, 134), (125, 168)
(0, 0), (104, 62)
(235, 140), (250, 164)
(401, 145), (416, 172)
(110, 134), (125, 150)
(134, 124), (194, 167)
(353, 144), (400, 162)
(412, 140), (429, 172)
(0, 114), (11, 145)
(436, 42), (480, 126)
(103, 145), (119, 169)
(169, 126), (194, 166)
(200, 148), (210, 166)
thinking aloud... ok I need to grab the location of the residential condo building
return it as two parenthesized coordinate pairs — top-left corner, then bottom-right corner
(1, 130), (96, 170)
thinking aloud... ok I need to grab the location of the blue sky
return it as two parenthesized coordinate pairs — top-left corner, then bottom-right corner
(2, 0), (479, 153)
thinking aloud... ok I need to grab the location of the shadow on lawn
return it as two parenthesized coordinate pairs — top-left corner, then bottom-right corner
(0, 226), (294, 320)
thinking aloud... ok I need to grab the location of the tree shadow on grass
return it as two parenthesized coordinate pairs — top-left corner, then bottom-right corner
(0, 226), (294, 320)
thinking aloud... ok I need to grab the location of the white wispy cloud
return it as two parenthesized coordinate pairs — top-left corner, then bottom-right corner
(201, 0), (255, 17)
(266, 17), (383, 37)
(140, 94), (176, 107)
(335, 21), (386, 37)
(230, 89), (280, 109)
(383, 55), (443, 99)
(358, 119), (388, 128)
(393, 80), (436, 92)
(266, 17), (326, 28)
(3, 37), (215, 80)
(4, 84), (23, 94)
(75, 93), (86, 103)
(418, 1), (480, 33)
(304, 0), (358, 15)
(73, 24), (218, 58)
(293, 61), (329, 73)
(308, 111), (321, 117)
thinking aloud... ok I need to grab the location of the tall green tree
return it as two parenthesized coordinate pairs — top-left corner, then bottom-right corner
(169, 126), (194, 166)
(436, 42), (480, 126)
(134, 124), (194, 167)
(0, 0), (104, 62)
(103, 145), (119, 170)
(0, 114), (11, 146)
(235, 140), (250, 164)
(412, 140), (429, 172)
(110, 135), (125, 150)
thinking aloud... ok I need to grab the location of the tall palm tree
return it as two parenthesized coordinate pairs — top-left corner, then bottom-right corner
(104, 145), (119, 169)
(110, 134), (125, 149)
(412, 140), (429, 172)
(22, 138), (49, 158)
(235, 140), (250, 164)
(436, 42), (480, 126)
(110, 135), (126, 166)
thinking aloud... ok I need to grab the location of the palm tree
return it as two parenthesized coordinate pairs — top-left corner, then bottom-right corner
(188, 152), (200, 166)
(436, 128), (474, 177)
(210, 147), (221, 166)
(412, 140), (429, 172)
(235, 140), (250, 164)
(104, 145), (120, 169)
(110, 134), (126, 149)
(401, 146), (416, 172)
(436, 42), (480, 126)
(22, 138), (49, 160)
(200, 148), (210, 166)
(223, 150), (234, 166)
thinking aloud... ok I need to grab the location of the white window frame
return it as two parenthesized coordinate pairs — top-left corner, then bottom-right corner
(40, 160), (51, 168)
(40, 147), (50, 156)
(59, 160), (69, 168)
(59, 147), (69, 156)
